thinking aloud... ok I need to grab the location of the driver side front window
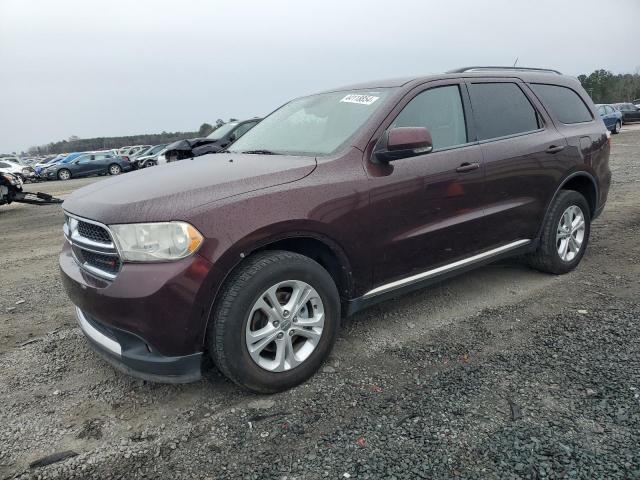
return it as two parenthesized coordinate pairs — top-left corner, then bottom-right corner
(390, 85), (468, 151)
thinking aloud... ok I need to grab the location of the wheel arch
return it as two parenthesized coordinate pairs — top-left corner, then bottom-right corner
(199, 227), (355, 348)
(537, 171), (598, 241)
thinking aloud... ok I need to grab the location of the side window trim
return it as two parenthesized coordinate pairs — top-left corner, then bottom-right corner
(465, 79), (546, 144)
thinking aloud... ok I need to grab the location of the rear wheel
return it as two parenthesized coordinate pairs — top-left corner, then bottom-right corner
(613, 120), (621, 134)
(57, 169), (71, 181)
(208, 251), (340, 393)
(108, 164), (122, 175)
(527, 190), (590, 274)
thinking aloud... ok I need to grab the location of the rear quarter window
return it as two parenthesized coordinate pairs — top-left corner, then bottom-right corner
(530, 84), (592, 124)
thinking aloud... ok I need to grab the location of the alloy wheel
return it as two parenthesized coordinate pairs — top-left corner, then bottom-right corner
(556, 205), (585, 262)
(109, 165), (121, 175)
(245, 280), (325, 372)
(58, 170), (70, 180)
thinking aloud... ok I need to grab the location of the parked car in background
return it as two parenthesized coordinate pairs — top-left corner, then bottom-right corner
(61, 67), (610, 392)
(613, 103), (640, 123)
(44, 151), (132, 180)
(131, 144), (167, 168)
(38, 152), (84, 178)
(163, 118), (262, 161)
(596, 104), (623, 133)
(35, 154), (67, 176)
(633, 98), (640, 108)
(0, 159), (35, 181)
(118, 145), (151, 157)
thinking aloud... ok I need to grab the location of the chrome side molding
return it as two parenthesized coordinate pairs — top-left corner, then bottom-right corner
(362, 239), (531, 299)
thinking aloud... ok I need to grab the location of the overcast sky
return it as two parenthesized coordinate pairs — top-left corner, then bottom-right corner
(1, 0), (638, 154)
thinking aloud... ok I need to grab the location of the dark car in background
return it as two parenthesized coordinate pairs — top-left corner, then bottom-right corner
(596, 104), (623, 133)
(61, 67), (610, 392)
(613, 103), (640, 123)
(163, 118), (261, 162)
(45, 151), (132, 180)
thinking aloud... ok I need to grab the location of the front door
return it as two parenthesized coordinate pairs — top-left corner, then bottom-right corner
(365, 82), (486, 285)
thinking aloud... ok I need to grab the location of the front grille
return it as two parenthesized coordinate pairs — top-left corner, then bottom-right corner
(75, 248), (122, 274)
(78, 221), (112, 244)
(65, 213), (121, 280)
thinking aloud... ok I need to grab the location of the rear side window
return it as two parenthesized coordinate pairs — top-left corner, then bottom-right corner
(530, 84), (592, 124)
(390, 85), (467, 150)
(468, 82), (540, 141)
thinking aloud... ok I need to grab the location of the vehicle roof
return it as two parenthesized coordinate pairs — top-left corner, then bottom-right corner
(323, 69), (580, 94)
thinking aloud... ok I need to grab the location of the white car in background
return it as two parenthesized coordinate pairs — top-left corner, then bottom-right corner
(0, 159), (35, 181)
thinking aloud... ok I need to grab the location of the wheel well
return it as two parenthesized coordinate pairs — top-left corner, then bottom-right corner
(256, 237), (352, 300)
(561, 175), (597, 217)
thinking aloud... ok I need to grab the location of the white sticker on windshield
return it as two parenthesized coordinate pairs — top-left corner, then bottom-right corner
(340, 94), (380, 105)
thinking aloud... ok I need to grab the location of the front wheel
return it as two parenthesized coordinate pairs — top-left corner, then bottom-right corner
(108, 164), (122, 175)
(57, 169), (71, 181)
(527, 190), (590, 274)
(613, 120), (621, 134)
(208, 251), (340, 393)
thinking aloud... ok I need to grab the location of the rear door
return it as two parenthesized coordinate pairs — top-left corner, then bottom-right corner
(91, 153), (114, 174)
(466, 79), (568, 246)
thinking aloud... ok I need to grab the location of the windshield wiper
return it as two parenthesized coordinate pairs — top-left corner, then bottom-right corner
(240, 149), (281, 155)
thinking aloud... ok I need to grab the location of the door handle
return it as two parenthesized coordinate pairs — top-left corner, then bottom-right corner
(455, 162), (480, 173)
(545, 145), (565, 154)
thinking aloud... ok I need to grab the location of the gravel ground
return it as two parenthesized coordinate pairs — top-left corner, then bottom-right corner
(1, 126), (639, 479)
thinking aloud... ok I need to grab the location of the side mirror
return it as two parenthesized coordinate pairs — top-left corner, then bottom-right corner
(374, 127), (433, 163)
(228, 133), (237, 142)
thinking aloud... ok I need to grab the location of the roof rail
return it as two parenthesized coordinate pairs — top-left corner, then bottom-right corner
(447, 66), (562, 75)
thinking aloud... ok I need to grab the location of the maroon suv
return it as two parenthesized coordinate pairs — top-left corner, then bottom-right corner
(60, 67), (611, 392)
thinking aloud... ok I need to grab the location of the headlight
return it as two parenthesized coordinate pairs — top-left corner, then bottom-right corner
(109, 222), (203, 262)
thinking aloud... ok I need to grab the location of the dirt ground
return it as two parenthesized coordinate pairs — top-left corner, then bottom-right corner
(1, 126), (639, 479)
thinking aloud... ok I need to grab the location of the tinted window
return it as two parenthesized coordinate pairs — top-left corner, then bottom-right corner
(530, 84), (592, 124)
(468, 83), (539, 140)
(390, 85), (467, 150)
(606, 105), (615, 114)
(0, 162), (9, 168)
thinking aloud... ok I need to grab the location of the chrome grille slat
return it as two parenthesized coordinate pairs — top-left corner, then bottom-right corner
(64, 212), (121, 280)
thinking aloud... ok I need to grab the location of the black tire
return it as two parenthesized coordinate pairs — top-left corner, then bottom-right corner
(527, 190), (591, 274)
(146, 160), (156, 167)
(208, 250), (340, 393)
(613, 120), (621, 134)
(108, 164), (122, 175)
(57, 169), (71, 181)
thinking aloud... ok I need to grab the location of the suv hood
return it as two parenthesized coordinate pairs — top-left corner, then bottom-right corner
(63, 153), (316, 225)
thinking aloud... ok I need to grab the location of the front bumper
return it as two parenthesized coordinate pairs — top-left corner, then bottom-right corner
(76, 307), (202, 383)
(60, 241), (217, 382)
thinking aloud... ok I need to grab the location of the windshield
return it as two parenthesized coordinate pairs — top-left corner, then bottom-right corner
(228, 89), (393, 156)
(207, 122), (238, 140)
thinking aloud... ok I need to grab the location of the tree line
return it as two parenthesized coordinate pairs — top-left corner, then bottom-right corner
(577, 70), (640, 104)
(26, 121), (229, 156)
